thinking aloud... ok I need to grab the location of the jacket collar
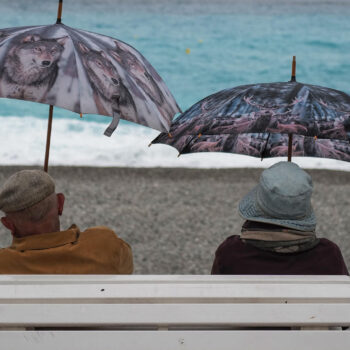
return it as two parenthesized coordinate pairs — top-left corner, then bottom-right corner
(10, 225), (80, 251)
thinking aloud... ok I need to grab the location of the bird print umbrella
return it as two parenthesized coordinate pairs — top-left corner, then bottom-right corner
(151, 58), (350, 162)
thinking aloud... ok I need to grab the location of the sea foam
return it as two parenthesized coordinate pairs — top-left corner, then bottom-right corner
(0, 116), (349, 171)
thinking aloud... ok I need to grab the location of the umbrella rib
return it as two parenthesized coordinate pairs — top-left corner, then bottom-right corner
(63, 26), (83, 114)
(178, 135), (196, 156)
(0, 25), (45, 47)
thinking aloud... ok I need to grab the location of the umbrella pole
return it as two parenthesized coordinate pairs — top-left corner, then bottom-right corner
(44, 105), (54, 173)
(56, 0), (63, 24)
(287, 133), (293, 162)
(291, 56), (296, 82)
(287, 56), (296, 161)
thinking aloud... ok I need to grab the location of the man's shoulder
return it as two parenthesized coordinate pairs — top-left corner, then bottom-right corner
(83, 226), (116, 235)
(80, 226), (129, 246)
(80, 226), (121, 241)
(0, 246), (11, 255)
(0, 245), (17, 261)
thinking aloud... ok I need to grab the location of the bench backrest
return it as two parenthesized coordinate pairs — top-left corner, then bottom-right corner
(0, 275), (349, 350)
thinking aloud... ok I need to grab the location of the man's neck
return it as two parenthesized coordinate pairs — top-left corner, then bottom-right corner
(13, 222), (60, 238)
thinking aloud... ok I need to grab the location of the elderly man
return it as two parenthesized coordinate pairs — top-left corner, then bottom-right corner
(0, 170), (133, 274)
(211, 161), (349, 275)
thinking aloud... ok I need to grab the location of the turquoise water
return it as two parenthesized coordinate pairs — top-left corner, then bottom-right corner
(1, 0), (350, 169)
(2, 0), (350, 120)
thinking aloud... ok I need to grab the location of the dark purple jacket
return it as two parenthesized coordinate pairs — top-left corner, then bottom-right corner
(211, 235), (349, 275)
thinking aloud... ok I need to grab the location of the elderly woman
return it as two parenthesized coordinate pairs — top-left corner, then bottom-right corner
(211, 162), (349, 275)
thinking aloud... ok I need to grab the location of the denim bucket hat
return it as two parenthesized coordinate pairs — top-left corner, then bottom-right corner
(239, 162), (316, 232)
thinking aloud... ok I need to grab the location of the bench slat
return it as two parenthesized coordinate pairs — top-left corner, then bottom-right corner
(1, 330), (350, 350)
(0, 275), (349, 284)
(0, 282), (349, 303)
(0, 304), (349, 328)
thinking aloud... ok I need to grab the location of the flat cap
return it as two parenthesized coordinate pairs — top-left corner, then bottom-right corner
(0, 170), (55, 213)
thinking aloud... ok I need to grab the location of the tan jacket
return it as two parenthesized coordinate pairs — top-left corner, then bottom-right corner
(0, 225), (133, 274)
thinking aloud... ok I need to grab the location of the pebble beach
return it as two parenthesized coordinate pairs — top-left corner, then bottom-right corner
(0, 165), (348, 274)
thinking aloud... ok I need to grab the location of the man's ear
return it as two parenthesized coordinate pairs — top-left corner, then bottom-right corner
(57, 193), (65, 216)
(1, 216), (16, 235)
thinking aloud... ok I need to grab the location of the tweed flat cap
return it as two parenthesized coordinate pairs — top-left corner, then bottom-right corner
(0, 170), (55, 213)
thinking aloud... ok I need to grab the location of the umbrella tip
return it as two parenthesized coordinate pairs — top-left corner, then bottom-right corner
(177, 153), (181, 158)
(56, 0), (63, 24)
(148, 142), (152, 147)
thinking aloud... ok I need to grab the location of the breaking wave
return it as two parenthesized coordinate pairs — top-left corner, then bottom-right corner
(1, 116), (349, 171)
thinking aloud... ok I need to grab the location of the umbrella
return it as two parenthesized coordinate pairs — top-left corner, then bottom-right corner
(151, 57), (350, 162)
(0, 0), (181, 171)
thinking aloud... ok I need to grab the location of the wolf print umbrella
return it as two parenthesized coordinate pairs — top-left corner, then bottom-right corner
(151, 57), (350, 162)
(0, 0), (180, 171)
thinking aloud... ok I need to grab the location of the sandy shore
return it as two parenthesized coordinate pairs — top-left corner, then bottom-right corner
(0, 166), (349, 274)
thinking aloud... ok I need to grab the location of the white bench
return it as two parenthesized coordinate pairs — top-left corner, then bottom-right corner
(0, 275), (349, 350)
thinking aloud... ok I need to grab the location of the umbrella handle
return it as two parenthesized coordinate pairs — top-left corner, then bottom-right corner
(56, 0), (63, 24)
(104, 111), (120, 137)
(44, 105), (54, 173)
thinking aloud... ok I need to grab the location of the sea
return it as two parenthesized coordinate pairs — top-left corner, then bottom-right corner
(1, 0), (350, 170)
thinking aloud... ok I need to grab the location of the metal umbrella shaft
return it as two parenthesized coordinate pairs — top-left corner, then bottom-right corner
(43, 1), (63, 173)
(288, 56), (296, 162)
(57, 0), (63, 24)
(44, 105), (54, 173)
(287, 134), (293, 162)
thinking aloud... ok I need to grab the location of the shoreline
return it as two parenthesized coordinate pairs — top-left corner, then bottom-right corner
(0, 165), (349, 274)
(1, 116), (350, 171)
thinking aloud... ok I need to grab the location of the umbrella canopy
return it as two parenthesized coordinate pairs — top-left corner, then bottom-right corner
(151, 59), (350, 162)
(156, 132), (350, 162)
(0, 1), (180, 170)
(0, 24), (180, 133)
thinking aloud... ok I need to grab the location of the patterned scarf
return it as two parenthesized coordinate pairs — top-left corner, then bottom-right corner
(240, 221), (319, 254)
